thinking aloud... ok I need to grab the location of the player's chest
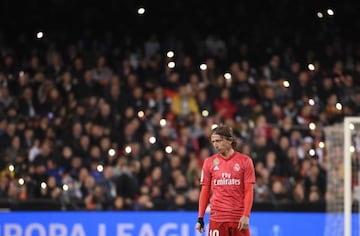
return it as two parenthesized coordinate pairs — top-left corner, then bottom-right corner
(210, 158), (243, 179)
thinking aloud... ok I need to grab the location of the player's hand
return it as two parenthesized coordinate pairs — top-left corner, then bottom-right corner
(196, 217), (205, 233)
(238, 216), (250, 231)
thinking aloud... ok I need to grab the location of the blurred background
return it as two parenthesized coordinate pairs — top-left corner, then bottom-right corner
(0, 0), (359, 214)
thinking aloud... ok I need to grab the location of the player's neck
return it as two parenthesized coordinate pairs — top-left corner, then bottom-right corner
(220, 149), (235, 159)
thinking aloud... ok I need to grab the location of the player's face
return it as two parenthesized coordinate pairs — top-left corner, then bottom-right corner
(211, 134), (232, 155)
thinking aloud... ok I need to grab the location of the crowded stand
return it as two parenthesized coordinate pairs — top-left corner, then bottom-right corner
(0, 2), (360, 211)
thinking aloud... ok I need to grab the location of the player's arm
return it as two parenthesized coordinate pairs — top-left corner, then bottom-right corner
(238, 157), (256, 231)
(196, 185), (210, 233)
(238, 183), (254, 230)
(198, 185), (211, 218)
(243, 182), (254, 217)
(196, 160), (211, 233)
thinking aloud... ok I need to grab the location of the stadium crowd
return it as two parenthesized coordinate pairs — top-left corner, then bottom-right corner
(0, 29), (360, 211)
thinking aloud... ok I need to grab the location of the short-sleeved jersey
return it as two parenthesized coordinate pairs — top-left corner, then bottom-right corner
(200, 151), (255, 222)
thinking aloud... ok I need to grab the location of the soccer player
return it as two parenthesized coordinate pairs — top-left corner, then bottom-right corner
(196, 125), (256, 236)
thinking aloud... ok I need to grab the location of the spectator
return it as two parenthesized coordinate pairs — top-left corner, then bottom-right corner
(18, 86), (38, 118)
(0, 86), (15, 111)
(148, 86), (171, 116)
(262, 54), (284, 82)
(76, 69), (101, 100)
(46, 158), (65, 185)
(271, 179), (291, 204)
(46, 51), (65, 78)
(196, 89), (213, 116)
(254, 176), (273, 203)
(349, 88), (360, 115)
(292, 181), (305, 203)
(213, 88), (237, 121)
(84, 184), (109, 210)
(91, 55), (113, 85)
(304, 164), (326, 201)
(170, 84), (199, 121)
(41, 176), (62, 200)
(5, 136), (22, 163)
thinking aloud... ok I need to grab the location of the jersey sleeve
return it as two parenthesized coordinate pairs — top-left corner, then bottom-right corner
(200, 158), (211, 186)
(244, 157), (256, 184)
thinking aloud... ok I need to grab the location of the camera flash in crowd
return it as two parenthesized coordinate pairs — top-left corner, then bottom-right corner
(149, 136), (156, 144)
(41, 182), (47, 189)
(97, 165), (104, 172)
(138, 110), (145, 118)
(282, 80), (290, 88)
(318, 141), (325, 149)
(317, 12), (324, 18)
(248, 120), (255, 129)
(202, 109), (209, 117)
(224, 73), (232, 80)
(349, 123), (355, 130)
(8, 165), (14, 172)
(167, 61), (175, 69)
(18, 178), (25, 186)
(137, 7), (145, 15)
(165, 146), (173, 154)
(108, 148), (116, 157)
(309, 149), (316, 157)
(63, 184), (69, 191)
(349, 145), (355, 153)
(125, 145), (132, 154)
(327, 9), (334, 16)
(336, 102), (342, 110)
(211, 124), (218, 130)
(308, 98), (315, 106)
(160, 118), (167, 127)
(167, 51), (174, 58)
(200, 64), (207, 71)
(36, 31), (44, 39)
(309, 122), (316, 130)
(308, 63), (315, 71)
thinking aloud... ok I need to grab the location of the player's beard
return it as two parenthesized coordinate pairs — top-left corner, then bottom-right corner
(215, 147), (226, 156)
(216, 145), (233, 157)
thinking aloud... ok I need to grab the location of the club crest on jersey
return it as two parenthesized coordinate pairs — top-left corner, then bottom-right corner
(233, 163), (240, 171)
(213, 158), (220, 171)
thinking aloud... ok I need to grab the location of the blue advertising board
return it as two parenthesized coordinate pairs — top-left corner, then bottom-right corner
(0, 211), (358, 236)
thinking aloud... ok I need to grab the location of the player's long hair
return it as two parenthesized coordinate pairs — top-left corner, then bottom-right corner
(211, 125), (238, 149)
